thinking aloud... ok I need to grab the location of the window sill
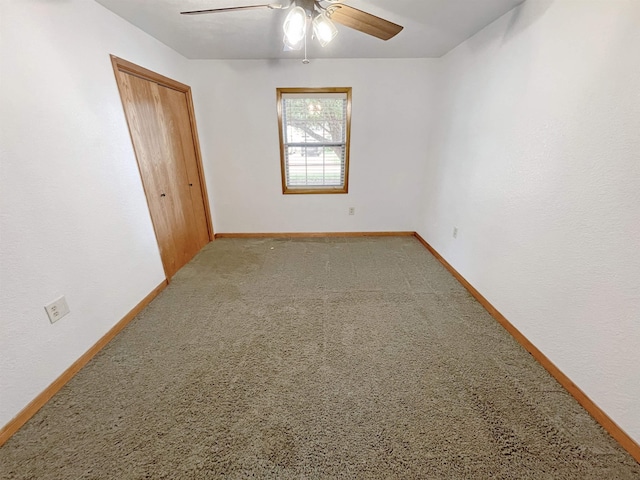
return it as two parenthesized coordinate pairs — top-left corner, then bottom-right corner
(283, 186), (348, 195)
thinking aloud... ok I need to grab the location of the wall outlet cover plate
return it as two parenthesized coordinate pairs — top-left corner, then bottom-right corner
(45, 296), (70, 324)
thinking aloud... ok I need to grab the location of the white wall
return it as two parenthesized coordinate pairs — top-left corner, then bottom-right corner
(189, 58), (434, 233)
(0, 1), (191, 427)
(418, 0), (640, 442)
(3, 0), (638, 450)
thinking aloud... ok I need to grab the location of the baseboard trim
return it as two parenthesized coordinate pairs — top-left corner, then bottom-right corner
(412, 232), (640, 463)
(215, 231), (415, 239)
(0, 280), (168, 447)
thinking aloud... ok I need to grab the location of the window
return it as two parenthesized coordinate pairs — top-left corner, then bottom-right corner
(277, 87), (352, 194)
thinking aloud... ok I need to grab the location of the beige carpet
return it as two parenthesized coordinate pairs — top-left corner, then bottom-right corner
(1, 237), (638, 479)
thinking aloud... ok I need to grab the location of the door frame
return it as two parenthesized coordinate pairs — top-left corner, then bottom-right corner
(110, 55), (215, 277)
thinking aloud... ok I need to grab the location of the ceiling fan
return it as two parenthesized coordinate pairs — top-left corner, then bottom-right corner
(180, 0), (403, 55)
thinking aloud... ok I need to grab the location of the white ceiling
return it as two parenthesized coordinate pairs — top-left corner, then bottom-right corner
(95, 0), (525, 60)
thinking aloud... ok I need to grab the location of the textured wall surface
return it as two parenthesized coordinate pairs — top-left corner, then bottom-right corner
(2, 0), (638, 450)
(188, 58), (434, 234)
(418, 0), (640, 442)
(0, 1), (189, 427)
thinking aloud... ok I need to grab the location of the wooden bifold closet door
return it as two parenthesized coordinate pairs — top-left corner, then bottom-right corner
(111, 56), (212, 280)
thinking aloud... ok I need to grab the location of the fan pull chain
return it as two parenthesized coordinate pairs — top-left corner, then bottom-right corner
(303, 21), (310, 64)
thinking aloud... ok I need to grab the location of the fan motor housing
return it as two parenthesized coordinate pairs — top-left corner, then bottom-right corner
(296, 0), (317, 15)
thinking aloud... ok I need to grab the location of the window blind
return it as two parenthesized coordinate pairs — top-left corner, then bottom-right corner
(281, 92), (348, 189)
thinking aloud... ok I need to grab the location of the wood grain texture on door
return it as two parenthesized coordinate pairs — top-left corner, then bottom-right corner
(157, 86), (210, 252)
(112, 57), (212, 280)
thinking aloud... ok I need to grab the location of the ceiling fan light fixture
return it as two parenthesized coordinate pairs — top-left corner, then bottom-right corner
(312, 11), (338, 47)
(283, 6), (307, 47)
(283, 34), (304, 51)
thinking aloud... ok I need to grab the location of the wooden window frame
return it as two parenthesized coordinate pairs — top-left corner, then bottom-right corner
(277, 87), (352, 195)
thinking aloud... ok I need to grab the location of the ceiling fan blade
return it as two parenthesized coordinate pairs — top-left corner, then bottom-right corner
(180, 4), (283, 15)
(329, 5), (403, 41)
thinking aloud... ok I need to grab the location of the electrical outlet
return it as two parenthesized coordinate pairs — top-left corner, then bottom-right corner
(453, 227), (458, 239)
(45, 296), (70, 324)
(349, 207), (355, 216)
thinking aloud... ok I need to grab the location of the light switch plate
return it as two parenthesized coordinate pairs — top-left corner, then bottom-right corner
(45, 296), (70, 324)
